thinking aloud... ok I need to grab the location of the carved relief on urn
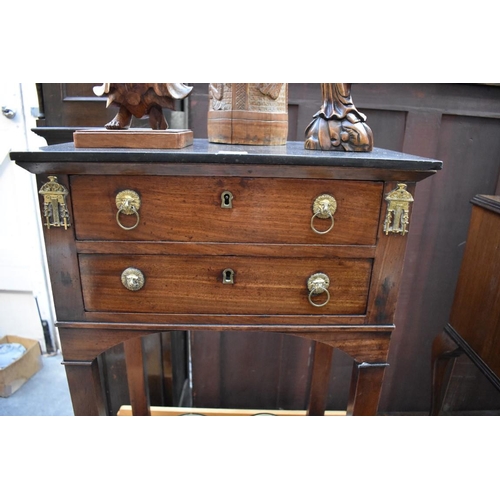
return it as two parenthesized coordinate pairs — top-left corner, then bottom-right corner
(208, 83), (288, 145)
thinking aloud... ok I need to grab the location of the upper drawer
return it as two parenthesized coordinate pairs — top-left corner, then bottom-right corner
(70, 176), (382, 245)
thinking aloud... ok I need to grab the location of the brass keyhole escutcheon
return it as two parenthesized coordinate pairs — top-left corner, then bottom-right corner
(221, 191), (234, 209)
(222, 268), (235, 284)
(116, 190), (141, 230)
(311, 194), (337, 235)
(121, 267), (145, 291)
(307, 272), (331, 307)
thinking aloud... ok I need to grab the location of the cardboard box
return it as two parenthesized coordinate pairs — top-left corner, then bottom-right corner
(0, 335), (42, 397)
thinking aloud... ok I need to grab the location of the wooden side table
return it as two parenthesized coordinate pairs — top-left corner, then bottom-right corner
(431, 195), (500, 415)
(11, 140), (441, 416)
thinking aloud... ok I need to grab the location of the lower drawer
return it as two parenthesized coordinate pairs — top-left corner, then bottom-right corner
(79, 255), (373, 315)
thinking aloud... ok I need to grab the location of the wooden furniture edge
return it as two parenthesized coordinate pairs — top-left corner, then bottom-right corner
(471, 194), (500, 215)
(444, 323), (500, 392)
(116, 405), (347, 416)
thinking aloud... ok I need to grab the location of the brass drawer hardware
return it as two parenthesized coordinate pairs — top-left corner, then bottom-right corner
(39, 176), (71, 230)
(311, 194), (337, 234)
(121, 267), (145, 291)
(383, 183), (414, 236)
(307, 272), (331, 307)
(222, 268), (235, 284)
(116, 190), (141, 230)
(221, 190), (234, 209)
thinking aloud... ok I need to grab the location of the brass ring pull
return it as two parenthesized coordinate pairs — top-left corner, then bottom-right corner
(311, 194), (337, 235)
(116, 205), (140, 230)
(310, 212), (334, 235)
(115, 190), (141, 231)
(307, 273), (331, 308)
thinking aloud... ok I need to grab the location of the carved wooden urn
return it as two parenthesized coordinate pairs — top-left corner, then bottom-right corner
(207, 83), (288, 145)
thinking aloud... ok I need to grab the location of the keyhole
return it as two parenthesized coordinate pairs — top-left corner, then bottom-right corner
(222, 268), (234, 284)
(221, 191), (233, 208)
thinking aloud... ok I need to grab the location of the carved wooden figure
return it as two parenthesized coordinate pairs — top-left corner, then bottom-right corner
(305, 83), (373, 152)
(93, 83), (193, 130)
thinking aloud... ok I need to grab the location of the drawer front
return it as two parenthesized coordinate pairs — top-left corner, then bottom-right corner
(79, 254), (373, 315)
(71, 176), (382, 245)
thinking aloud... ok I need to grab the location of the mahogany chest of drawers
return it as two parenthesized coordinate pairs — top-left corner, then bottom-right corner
(11, 139), (441, 415)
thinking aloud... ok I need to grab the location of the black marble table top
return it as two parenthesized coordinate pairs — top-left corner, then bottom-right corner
(10, 138), (442, 171)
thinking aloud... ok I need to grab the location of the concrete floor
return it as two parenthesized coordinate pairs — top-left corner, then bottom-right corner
(0, 352), (74, 416)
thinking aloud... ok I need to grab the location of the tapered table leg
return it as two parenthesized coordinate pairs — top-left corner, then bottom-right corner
(430, 329), (462, 416)
(347, 362), (388, 416)
(307, 342), (334, 416)
(64, 360), (107, 416)
(124, 336), (151, 416)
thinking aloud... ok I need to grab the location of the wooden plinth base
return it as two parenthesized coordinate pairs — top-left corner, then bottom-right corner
(117, 405), (346, 416)
(73, 128), (193, 149)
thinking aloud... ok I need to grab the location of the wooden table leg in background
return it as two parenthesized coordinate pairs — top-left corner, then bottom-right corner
(346, 361), (388, 416)
(430, 329), (462, 416)
(63, 360), (107, 416)
(124, 336), (151, 416)
(307, 342), (334, 416)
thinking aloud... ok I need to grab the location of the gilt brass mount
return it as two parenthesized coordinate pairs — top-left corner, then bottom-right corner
(121, 267), (145, 291)
(311, 194), (337, 235)
(307, 272), (331, 307)
(383, 183), (414, 236)
(116, 190), (141, 230)
(39, 176), (71, 230)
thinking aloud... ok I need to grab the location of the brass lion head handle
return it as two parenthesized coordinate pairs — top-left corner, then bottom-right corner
(121, 267), (145, 291)
(307, 272), (331, 307)
(116, 190), (141, 230)
(311, 194), (337, 235)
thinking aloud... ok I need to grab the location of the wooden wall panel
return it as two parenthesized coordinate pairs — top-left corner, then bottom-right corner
(37, 83), (114, 127)
(190, 331), (222, 407)
(380, 113), (500, 412)
(191, 331), (315, 410)
(275, 334), (315, 409)
(442, 356), (500, 413)
(220, 331), (283, 409)
(188, 84), (210, 139)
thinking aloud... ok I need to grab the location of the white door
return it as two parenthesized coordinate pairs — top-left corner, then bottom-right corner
(0, 83), (56, 352)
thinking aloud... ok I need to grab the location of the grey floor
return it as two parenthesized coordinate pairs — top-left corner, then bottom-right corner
(0, 352), (74, 416)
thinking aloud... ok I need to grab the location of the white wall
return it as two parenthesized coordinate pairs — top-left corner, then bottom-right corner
(0, 83), (56, 352)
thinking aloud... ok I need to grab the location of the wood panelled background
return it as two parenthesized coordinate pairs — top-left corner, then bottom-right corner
(35, 83), (500, 414)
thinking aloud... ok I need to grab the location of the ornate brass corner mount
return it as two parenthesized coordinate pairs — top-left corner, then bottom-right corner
(39, 176), (71, 230)
(383, 183), (414, 236)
